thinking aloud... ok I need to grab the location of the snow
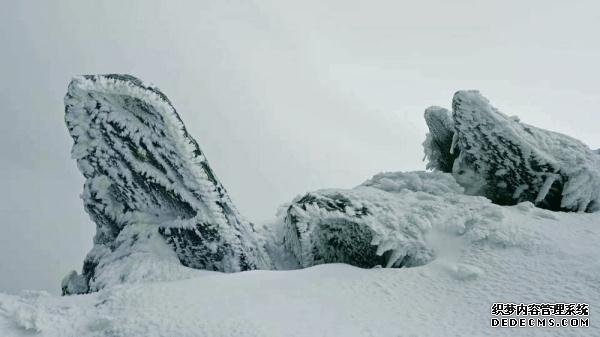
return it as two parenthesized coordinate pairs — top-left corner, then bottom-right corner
(1, 206), (598, 336)
(360, 171), (464, 195)
(2, 76), (598, 336)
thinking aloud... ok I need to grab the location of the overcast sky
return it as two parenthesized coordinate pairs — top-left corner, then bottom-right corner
(1, 0), (599, 294)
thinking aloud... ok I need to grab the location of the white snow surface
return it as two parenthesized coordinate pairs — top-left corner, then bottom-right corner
(2, 203), (598, 336)
(80, 224), (201, 291)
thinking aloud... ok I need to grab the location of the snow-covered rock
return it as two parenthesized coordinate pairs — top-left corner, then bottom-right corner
(282, 171), (520, 269)
(424, 90), (600, 212)
(63, 74), (271, 294)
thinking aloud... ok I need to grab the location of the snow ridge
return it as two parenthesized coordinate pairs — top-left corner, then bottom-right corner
(63, 74), (271, 293)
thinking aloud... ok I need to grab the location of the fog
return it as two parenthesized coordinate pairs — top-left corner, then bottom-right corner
(1, 0), (599, 294)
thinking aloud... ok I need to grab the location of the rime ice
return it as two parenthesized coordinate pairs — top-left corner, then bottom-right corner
(424, 90), (600, 212)
(63, 75), (271, 294)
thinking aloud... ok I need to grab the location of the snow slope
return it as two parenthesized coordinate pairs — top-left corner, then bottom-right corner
(1, 204), (598, 337)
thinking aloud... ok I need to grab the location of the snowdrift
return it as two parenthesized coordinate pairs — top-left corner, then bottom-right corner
(1, 207), (598, 337)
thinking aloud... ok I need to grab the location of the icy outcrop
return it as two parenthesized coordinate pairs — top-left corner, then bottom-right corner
(423, 90), (600, 212)
(282, 171), (508, 269)
(423, 107), (457, 172)
(63, 74), (271, 293)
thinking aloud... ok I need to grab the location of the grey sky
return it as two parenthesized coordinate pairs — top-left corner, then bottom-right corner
(1, 0), (599, 294)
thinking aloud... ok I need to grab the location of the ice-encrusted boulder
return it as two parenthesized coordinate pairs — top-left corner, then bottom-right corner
(63, 74), (271, 294)
(424, 90), (600, 212)
(282, 171), (509, 269)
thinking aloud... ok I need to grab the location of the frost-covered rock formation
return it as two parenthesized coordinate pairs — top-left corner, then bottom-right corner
(424, 90), (600, 212)
(282, 171), (511, 269)
(62, 75), (599, 293)
(63, 74), (271, 294)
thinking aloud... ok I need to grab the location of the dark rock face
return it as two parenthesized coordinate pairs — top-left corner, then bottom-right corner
(63, 74), (271, 293)
(424, 90), (600, 212)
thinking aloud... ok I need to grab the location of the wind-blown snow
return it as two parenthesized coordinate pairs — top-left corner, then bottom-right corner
(1, 206), (598, 337)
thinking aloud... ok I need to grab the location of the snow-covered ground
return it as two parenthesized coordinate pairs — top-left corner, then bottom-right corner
(1, 203), (597, 337)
